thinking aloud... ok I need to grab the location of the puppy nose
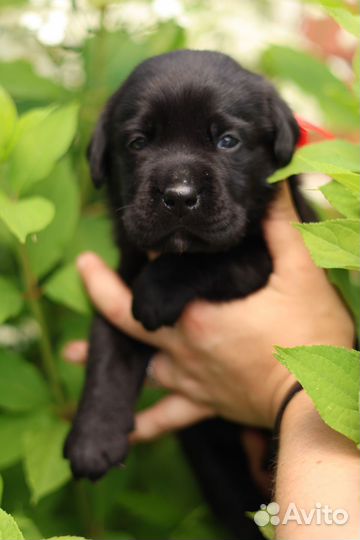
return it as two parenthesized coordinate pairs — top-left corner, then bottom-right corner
(162, 183), (199, 216)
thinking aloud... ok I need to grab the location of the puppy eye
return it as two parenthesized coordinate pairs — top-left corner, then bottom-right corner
(217, 134), (240, 150)
(128, 136), (147, 150)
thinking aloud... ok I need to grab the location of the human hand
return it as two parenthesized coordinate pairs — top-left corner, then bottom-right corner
(64, 182), (354, 440)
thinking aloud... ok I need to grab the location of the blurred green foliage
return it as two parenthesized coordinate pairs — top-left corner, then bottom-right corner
(0, 3), (227, 538)
(0, 0), (359, 538)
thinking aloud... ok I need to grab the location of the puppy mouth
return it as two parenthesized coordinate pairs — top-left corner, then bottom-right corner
(163, 230), (191, 254)
(143, 227), (198, 253)
(122, 206), (247, 253)
(139, 221), (246, 254)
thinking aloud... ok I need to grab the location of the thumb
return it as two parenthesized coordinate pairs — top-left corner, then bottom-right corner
(130, 395), (213, 443)
(263, 181), (315, 275)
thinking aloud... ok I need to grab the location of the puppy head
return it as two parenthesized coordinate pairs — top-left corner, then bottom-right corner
(89, 50), (299, 253)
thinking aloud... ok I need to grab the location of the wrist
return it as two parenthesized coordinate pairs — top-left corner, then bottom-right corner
(280, 390), (317, 438)
(268, 324), (355, 428)
(279, 388), (359, 473)
(279, 389), (356, 454)
(275, 390), (360, 540)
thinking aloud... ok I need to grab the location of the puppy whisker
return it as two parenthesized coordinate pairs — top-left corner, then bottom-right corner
(115, 204), (134, 213)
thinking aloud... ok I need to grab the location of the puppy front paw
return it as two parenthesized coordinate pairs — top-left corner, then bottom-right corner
(64, 427), (128, 481)
(132, 278), (186, 331)
(132, 289), (181, 331)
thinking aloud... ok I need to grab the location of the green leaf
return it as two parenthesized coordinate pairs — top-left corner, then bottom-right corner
(303, 0), (349, 7)
(4, 107), (53, 158)
(260, 46), (359, 130)
(294, 219), (359, 270)
(328, 268), (360, 329)
(0, 476), (3, 505)
(44, 263), (91, 315)
(0, 414), (33, 468)
(170, 505), (228, 540)
(8, 103), (79, 193)
(0, 350), (51, 412)
(47, 537), (87, 539)
(274, 345), (360, 444)
(0, 191), (55, 243)
(353, 46), (359, 96)
(23, 417), (71, 503)
(0, 509), (23, 540)
(320, 181), (359, 218)
(65, 215), (118, 268)
(117, 490), (181, 529)
(58, 358), (85, 402)
(0, 60), (68, 103)
(0, 0), (28, 7)
(298, 139), (360, 171)
(326, 7), (360, 36)
(268, 140), (360, 184)
(11, 514), (43, 540)
(330, 172), (360, 196)
(0, 276), (23, 324)
(9, 107), (54, 159)
(0, 86), (17, 160)
(26, 159), (80, 278)
(15, 107), (52, 135)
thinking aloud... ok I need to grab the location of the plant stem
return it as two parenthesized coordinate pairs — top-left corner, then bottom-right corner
(75, 481), (105, 539)
(18, 244), (103, 535)
(17, 242), (65, 407)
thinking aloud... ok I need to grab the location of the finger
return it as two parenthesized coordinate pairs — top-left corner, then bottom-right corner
(62, 341), (88, 363)
(77, 252), (179, 349)
(145, 361), (162, 387)
(149, 352), (209, 399)
(148, 353), (178, 388)
(130, 394), (214, 443)
(263, 182), (316, 276)
(241, 428), (272, 495)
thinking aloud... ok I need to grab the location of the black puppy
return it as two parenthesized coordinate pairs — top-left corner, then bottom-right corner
(65, 50), (309, 538)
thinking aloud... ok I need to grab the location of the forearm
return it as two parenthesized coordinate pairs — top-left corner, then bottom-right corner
(275, 391), (360, 539)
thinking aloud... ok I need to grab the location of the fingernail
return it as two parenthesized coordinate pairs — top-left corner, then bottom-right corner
(76, 251), (99, 271)
(63, 342), (86, 362)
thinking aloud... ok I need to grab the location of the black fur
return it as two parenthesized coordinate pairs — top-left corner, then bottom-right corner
(64, 50), (306, 538)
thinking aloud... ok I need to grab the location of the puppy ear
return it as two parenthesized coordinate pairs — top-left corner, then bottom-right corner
(87, 111), (109, 188)
(268, 92), (299, 168)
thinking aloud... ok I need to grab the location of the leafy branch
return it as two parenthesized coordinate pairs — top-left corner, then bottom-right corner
(17, 242), (65, 406)
(264, 27), (360, 445)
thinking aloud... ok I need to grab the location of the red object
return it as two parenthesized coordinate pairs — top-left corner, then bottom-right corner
(295, 114), (336, 148)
